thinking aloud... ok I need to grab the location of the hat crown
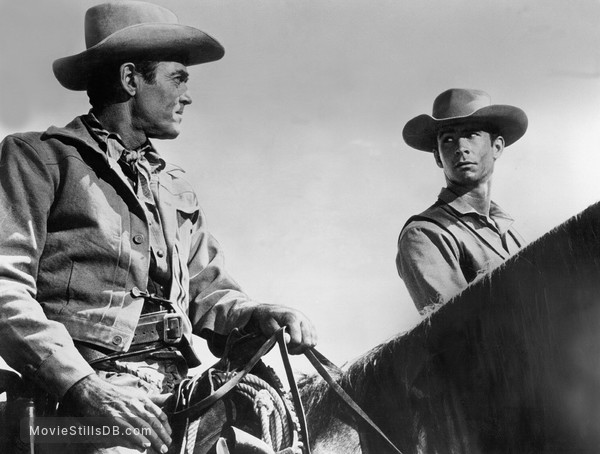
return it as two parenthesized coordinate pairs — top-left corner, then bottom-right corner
(85, 1), (178, 49)
(432, 88), (492, 120)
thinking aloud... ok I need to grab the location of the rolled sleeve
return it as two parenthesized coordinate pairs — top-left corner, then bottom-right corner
(396, 221), (467, 313)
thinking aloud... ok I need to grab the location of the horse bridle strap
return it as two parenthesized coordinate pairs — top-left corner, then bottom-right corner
(304, 348), (404, 454)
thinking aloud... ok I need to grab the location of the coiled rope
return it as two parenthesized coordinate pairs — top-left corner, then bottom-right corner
(172, 368), (302, 454)
(238, 374), (290, 450)
(217, 371), (300, 452)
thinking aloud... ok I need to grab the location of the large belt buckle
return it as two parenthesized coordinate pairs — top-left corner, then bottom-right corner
(163, 313), (183, 344)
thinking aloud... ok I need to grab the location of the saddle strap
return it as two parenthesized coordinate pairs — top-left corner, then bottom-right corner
(169, 330), (280, 421)
(304, 348), (404, 454)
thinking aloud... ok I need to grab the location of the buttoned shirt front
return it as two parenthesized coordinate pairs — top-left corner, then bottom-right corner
(396, 188), (525, 313)
(83, 113), (170, 299)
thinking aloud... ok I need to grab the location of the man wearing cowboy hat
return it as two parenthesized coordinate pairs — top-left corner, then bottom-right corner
(396, 88), (528, 314)
(0, 1), (316, 452)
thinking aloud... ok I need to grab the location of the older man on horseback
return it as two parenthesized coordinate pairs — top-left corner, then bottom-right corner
(396, 88), (529, 314)
(0, 1), (316, 452)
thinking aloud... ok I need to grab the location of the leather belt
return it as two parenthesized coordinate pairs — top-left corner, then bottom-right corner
(75, 311), (184, 366)
(132, 310), (184, 346)
(75, 289), (202, 367)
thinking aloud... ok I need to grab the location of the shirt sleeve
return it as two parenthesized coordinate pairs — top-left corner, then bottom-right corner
(396, 220), (468, 313)
(0, 135), (95, 398)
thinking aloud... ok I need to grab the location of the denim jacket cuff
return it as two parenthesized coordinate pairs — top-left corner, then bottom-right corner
(34, 349), (96, 399)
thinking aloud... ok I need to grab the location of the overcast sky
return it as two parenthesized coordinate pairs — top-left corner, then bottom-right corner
(2, 0), (600, 371)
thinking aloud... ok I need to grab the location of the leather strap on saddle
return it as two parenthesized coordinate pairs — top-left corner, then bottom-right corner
(167, 328), (312, 454)
(216, 427), (276, 454)
(167, 330), (279, 422)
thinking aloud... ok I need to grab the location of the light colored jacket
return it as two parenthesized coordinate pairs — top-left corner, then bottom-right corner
(0, 116), (258, 397)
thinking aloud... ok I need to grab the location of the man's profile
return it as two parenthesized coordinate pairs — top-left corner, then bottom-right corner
(0, 2), (316, 452)
(397, 88), (528, 314)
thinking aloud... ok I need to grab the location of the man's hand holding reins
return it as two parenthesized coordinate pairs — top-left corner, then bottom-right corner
(250, 304), (317, 354)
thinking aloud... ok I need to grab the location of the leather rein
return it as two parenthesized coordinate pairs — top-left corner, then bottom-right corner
(169, 328), (403, 454)
(303, 343), (404, 454)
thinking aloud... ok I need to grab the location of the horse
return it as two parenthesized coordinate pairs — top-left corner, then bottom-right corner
(300, 200), (600, 454)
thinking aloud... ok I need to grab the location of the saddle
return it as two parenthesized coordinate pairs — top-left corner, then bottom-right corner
(165, 328), (307, 454)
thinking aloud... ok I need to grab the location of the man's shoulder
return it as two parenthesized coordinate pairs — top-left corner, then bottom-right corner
(416, 200), (449, 219)
(1, 130), (59, 164)
(401, 199), (458, 234)
(2, 130), (46, 147)
(2, 116), (91, 152)
(397, 200), (464, 261)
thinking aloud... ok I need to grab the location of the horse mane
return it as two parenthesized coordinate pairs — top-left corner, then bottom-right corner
(301, 201), (600, 453)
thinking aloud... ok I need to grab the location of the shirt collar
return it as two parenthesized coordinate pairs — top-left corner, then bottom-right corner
(81, 111), (166, 173)
(437, 187), (515, 234)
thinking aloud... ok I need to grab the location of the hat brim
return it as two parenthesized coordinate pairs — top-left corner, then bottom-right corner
(402, 105), (528, 152)
(53, 23), (225, 91)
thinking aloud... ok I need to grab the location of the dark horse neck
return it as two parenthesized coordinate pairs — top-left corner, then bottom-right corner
(302, 200), (600, 454)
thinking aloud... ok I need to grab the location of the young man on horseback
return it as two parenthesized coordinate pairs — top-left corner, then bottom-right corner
(0, 2), (316, 452)
(396, 88), (528, 314)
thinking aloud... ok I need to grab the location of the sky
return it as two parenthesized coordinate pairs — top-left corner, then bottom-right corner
(2, 0), (600, 373)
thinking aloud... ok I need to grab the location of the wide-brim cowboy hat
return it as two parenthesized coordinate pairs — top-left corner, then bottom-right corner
(402, 88), (528, 152)
(53, 1), (225, 91)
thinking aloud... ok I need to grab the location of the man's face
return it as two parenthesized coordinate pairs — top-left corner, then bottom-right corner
(132, 61), (192, 140)
(434, 124), (504, 189)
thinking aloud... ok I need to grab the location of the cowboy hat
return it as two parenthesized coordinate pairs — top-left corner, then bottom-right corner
(402, 88), (528, 152)
(52, 1), (225, 91)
